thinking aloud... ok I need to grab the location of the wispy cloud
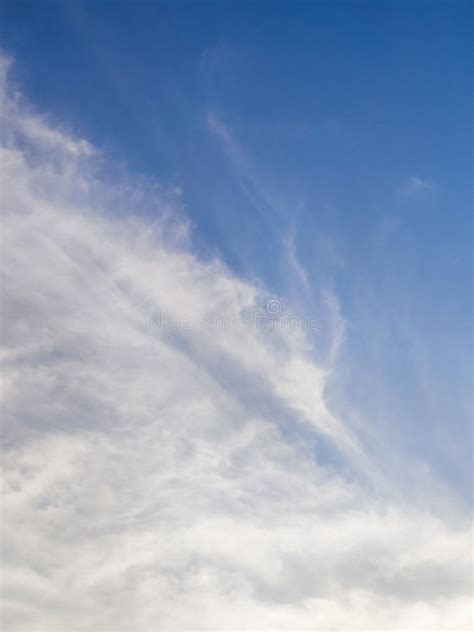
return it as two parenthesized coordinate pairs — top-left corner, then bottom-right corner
(1, 58), (471, 630)
(206, 110), (243, 160)
(283, 229), (310, 291)
(205, 110), (316, 296)
(401, 175), (434, 197)
(205, 110), (279, 223)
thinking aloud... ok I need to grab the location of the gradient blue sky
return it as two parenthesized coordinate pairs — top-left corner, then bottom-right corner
(1, 1), (471, 495)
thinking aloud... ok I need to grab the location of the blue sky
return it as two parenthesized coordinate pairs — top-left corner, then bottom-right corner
(0, 2), (472, 629)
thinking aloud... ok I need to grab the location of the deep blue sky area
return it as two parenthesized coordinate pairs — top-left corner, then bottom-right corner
(1, 1), (472, 497)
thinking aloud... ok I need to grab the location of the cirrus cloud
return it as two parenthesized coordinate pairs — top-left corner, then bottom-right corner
(0, 57), (472, 631)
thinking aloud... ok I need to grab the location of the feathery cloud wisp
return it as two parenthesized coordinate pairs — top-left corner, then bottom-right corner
(401, 175), (434, 197)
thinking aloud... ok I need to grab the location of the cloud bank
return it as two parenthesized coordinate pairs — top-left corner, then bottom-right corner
(0, 57), (472, 630)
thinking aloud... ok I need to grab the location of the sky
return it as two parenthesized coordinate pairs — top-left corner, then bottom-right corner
(0, 2), (472, 630)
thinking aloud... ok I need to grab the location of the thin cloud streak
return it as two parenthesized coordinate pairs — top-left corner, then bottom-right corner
(400, 175), (434, 197)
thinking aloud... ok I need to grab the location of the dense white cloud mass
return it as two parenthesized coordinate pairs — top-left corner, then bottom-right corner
(0, 57), (472, 630)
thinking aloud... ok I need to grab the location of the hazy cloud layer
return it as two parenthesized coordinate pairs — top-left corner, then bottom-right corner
(1, 57), (472, 630)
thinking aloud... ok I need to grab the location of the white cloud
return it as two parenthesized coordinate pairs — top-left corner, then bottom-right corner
(283, 229), (310, 291)
(206, 111), (240, 155)
(1, 58), (472, 630)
